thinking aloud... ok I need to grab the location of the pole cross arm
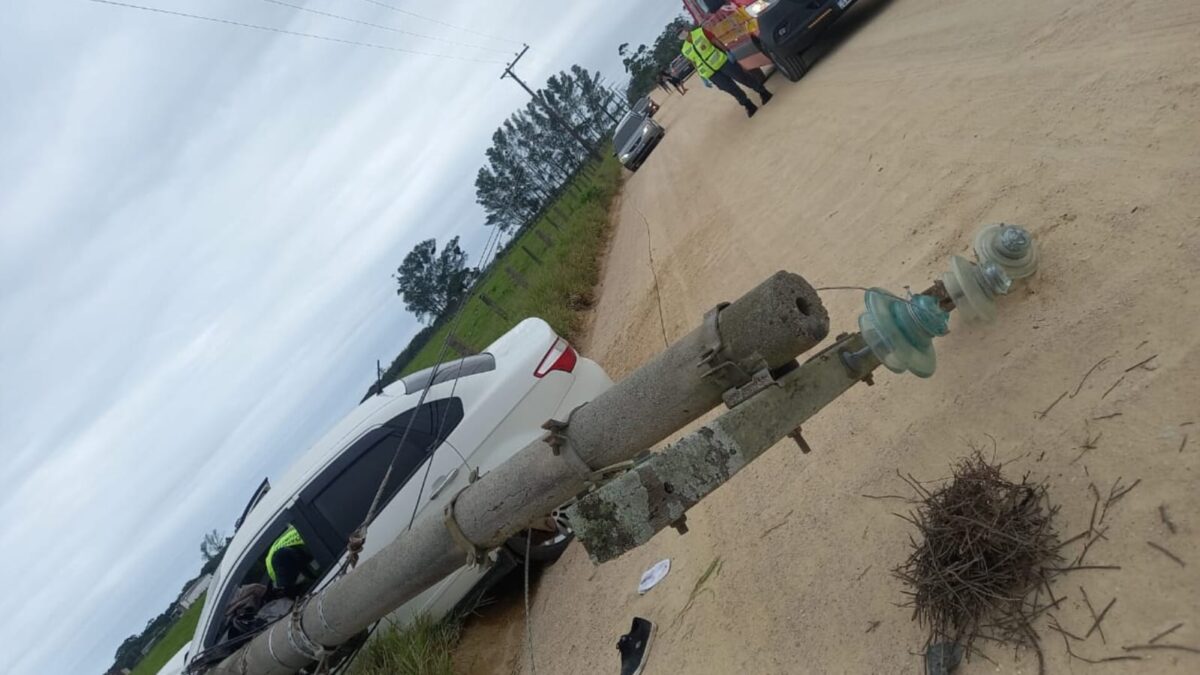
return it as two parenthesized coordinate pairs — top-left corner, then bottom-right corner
(565, 333), (879, 563)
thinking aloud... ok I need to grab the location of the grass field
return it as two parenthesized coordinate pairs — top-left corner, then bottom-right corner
(399, 154), (623, 376)
(346, 615), (461, 675)
(129, 596), (204, 675)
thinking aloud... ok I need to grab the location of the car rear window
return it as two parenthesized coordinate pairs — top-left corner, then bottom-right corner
(614, 114), (642, 148)
(306, 397), (465, 543)
(400, 354), (495, 394)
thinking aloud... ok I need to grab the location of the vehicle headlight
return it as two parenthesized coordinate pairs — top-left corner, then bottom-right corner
(745, 0), (776, 17)
(641, 125), (653, 135)
(620, 153), (631, 162)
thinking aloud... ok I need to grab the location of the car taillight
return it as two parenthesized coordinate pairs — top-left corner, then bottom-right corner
(534, 337), (577, 378)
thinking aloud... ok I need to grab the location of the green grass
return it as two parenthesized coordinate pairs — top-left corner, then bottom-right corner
(347, 615), (461, 675)
(400, 154), (623, 376)
(129, 595), (205, 675)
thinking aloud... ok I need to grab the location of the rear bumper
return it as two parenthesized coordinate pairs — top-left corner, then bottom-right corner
(757, 0), (857, 55)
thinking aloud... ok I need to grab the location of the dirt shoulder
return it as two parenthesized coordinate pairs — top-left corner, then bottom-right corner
(459, 0), (1200, 672)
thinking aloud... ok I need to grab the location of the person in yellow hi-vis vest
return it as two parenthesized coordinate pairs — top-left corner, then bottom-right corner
(679, 26), (772, 117)
(265, 525), (313, 598)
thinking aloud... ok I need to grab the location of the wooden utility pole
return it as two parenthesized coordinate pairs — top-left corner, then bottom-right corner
(503, 45), (602, 162)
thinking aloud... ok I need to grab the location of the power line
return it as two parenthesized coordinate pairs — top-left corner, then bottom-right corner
(259, 0), (511, 54)
(88, 0), (508, 64)
(353, 0), (524, 46)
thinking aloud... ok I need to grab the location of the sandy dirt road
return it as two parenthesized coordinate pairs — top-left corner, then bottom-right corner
(455, 0), (1200, 672)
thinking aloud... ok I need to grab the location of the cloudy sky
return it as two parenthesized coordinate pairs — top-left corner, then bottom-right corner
(0, 1), (680, 672)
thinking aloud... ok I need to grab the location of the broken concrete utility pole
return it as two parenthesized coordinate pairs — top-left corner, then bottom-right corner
(207, 225), (1038, 675)
(209, 272), (829, 675)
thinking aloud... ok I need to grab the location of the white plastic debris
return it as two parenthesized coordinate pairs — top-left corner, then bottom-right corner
(638, 558), (671, 594)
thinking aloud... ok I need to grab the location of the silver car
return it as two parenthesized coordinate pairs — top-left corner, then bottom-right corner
(614, 111), (665, 171)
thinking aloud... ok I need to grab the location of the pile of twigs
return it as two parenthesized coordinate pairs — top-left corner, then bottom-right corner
(894, 453), (1062, 657)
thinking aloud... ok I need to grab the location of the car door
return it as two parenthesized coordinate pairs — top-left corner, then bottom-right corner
(295, 397), (465, 564)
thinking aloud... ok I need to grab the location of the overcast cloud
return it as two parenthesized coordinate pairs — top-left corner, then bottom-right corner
(0, 1), (680, 672)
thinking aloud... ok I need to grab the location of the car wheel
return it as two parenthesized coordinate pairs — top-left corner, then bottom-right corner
(772, 51), (809, 82)
(504, 520), (574, 565)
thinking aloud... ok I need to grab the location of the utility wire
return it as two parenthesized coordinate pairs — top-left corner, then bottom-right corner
(259, 0), (511, 54)
(353, 0), (524, 46)
(402, 221), (508, 531)
(88, 0), (508, 64)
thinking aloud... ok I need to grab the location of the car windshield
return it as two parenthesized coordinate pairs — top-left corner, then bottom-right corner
(614, 114), (643, 148)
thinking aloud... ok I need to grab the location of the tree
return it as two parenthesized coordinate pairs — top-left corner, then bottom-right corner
(200, 528), (225, 562)
(394, 237), (477, 324)
(474, 66), (619, 235)
(620, 15), (694, 104)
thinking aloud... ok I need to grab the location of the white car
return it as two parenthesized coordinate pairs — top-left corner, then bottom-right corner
(178, 319), (612, 673)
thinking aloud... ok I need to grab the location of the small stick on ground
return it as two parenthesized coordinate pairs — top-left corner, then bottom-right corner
(861, 494), (909, 501)
(1159, 505), (1177, 535)
(1072, 356), (1112, 398)
(1147, 541), (1186, 567)
(1101, 376), (1126, 399)
(1075, 526), (1108, 566)
(1085, 597), (1116, 642)
(1035, 391), (1068, 420)
(1071, 427), (1103, 464)
(759, 510), (794, 539)
(1124, 354), (1158, 372)
(1123, 643), (1200, 655)
(1099, 477), (1139, 526)
(1092, 412), (1122, 420)
(1108, 478), (1141, 508)
(1046, 565), (1120, 572)
(1053, 618), (1143, 663)
(865, 620), (881, 634)
(1056, 530), (1089, 550)
(1080, 587), (1108, 644)
(855, 565), (873, 581)
(1149, 623), (1184, 644)
(1047, 619), (1082, 641)
(1180, 435), (1189, 453)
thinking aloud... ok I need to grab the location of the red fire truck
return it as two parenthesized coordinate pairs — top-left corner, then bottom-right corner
(682, 0), (859, 81)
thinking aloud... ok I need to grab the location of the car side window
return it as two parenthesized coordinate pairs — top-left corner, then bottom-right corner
(304, 397), (465, 545)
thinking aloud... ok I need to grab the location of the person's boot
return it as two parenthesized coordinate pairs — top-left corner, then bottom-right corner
(617, 617), (655, 675)
(761, 91), (773, 105)
(744, 103), (758, 118)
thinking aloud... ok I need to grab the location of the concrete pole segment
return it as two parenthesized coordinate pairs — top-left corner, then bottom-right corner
(566, 270), (828, 469)
(565, 333), (881, 563)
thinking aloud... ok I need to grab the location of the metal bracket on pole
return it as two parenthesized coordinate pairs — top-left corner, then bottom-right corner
(697, 302), (776, 406)
(541, 408), (600, 484)
(443, 489), (487, 567)
(722, 367), (779, 408)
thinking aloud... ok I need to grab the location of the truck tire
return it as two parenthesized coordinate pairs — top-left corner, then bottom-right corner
(772, 51), (809, 82)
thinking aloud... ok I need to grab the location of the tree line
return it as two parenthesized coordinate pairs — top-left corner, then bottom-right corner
(383, 16), (692, 385)
(386, 65), (625, 333)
